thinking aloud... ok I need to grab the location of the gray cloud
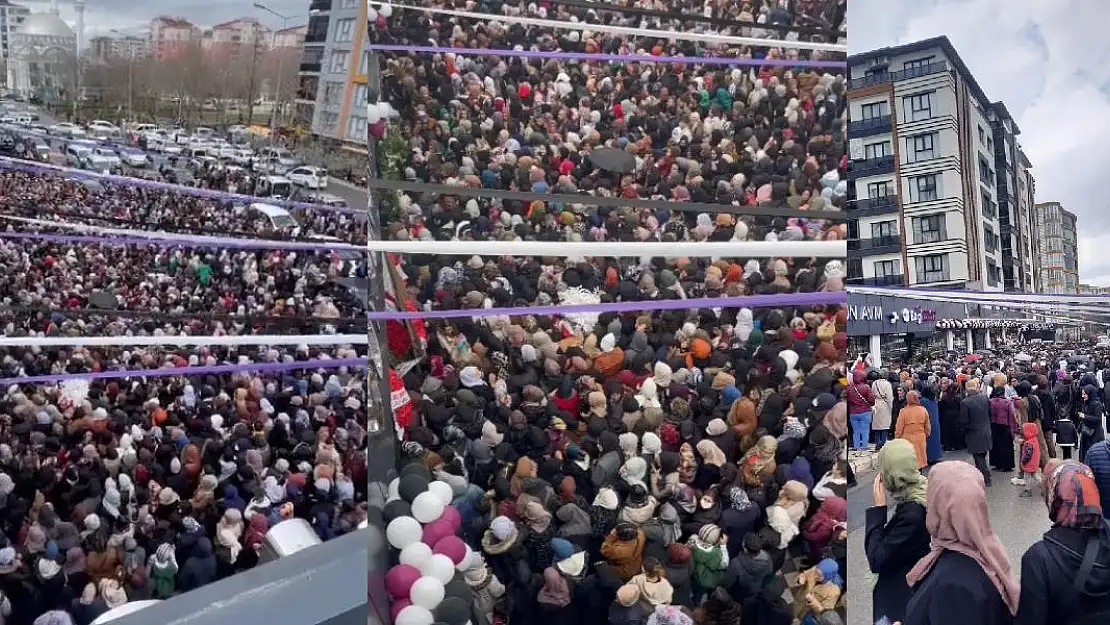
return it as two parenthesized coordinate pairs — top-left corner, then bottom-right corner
(851, 0), (1110, 283)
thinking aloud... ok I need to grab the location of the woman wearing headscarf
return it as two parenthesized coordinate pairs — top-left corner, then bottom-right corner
(147, 543), (178, 599)
(919, 384), (944, 465)
(767, 481), (809, 549)
(865, 439), (931, 624)
(1080, 385), (1106, 462)
(904, 461), (1019, 625)
(536, 566), (576, 625)
(895, 391), (931, 469)
(213, 508), (244, 578)
(740, 436), (778, 487)
(1016, 460), (1110, 624)
(989, 385), (1018, 472)
(629, 557), (673, 612)
(803, 496), (847, 563)
(602, 523), (647, 582)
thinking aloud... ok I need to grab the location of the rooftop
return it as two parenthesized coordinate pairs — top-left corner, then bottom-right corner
(849, 35), (993, 112)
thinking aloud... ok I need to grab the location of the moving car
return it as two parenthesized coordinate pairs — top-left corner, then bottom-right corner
(87, 120), (120, 138)
(287, 165), (328, 189)
(248, 202), (300, 230)
(117, 147), (148, 167)
(50, 122), (86, 137)
(255, 175), (293, 200)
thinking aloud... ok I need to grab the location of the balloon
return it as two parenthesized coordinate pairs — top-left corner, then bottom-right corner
(432, 536), (467, 565)
(434, 596), (470, 625)
(395, 605), (434, 625)
(400, 463), (431, 480)
(386, 516), (423, 550)
(412, 491), (446, 523)
(422, 518), (455, 547)
(378, 101), (396, 119)
(384, 564), (422, 599)
(426, 481), (454, 507)
(367, 103), (382, 124)
(369, 120), (387, 140)
(453, 545), (473, 571)
(398, 474), (430, 503)
(409, 576), (446, 610)
(376, 14), (387, 28)
(399, 542), (434, 568)
(388, 478), (400, 500)
(443, 576), (472, 602)
(383, 499), (412, 525)
(420, 553), (456, 584)
(379, 3), (393, 17)
(436, 505), (461, 531)
(390, 599), (412, 621)
(367, 7), (378, 21)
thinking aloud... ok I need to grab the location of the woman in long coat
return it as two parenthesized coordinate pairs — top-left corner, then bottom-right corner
(871, 375), (895, 451)
(920, 385), (944, 464)
(895, 391), (930, 469)
(988, 386), (1017, 472)
(938, 379), (965, 451)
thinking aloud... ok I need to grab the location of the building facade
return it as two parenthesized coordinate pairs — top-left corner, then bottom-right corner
(296, 0), (368, 148)
(8, 7), (75, 99)
(0, 0), (31, 85)
(148, 16), (198, 61)
(847, 36), (1036, 292)
(1032, 201), (1080, 295)
(1016, 148), (1037, 292)
(89, 34), (147, 60)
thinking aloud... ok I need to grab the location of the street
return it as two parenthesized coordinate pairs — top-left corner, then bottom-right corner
(846, 450), (1052, 625)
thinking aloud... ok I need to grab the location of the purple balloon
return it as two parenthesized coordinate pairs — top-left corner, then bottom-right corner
(433, 536), (468, 565)
(376, 14), (387, 28)
(437, 505), (462, 531)
(384, 564), (422, 599)
(422, 517), (455, 547)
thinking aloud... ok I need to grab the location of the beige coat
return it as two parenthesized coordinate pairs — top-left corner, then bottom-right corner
(871, 379), (894, 430)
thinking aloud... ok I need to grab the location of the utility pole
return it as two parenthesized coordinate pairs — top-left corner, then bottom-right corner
(252, 2), (292, 145)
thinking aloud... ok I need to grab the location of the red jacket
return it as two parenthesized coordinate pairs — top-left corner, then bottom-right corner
(846, 371), (875, 414)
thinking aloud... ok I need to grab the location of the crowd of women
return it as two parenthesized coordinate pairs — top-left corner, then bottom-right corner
(862, 344), (1110, 625)
(0, 167), (370, 624)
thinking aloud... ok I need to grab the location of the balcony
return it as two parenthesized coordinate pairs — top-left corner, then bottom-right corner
(849, 155), (895, 179)
(848, 115), (892, 138)
(309, 0), (331, 10)
(304, 31), (328, 44)
(848, 234), (902, 257)
(849, 61), (950, 90)
(848, 195), (900, 218)
(296, 89), (317, 101)
(299, 62), (322, 73)
(848, 275), (906, 287)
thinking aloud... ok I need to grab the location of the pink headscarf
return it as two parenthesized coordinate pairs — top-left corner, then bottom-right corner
(906, 461), (1019, 615)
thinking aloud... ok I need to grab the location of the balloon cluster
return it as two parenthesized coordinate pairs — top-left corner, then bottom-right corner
(367, 102), (396, 140)
(383, 463), (474, 625)
(367, 1), (393, 29)
(936, 318), (1054, 331)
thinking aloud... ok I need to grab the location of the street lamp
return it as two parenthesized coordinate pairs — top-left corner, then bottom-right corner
(252, 1), (291, 145)
(109, 29), (134, 126)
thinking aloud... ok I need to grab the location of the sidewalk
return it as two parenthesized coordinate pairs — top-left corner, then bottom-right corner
(848, 446), (879, 476)
(327, 176), (365, 191)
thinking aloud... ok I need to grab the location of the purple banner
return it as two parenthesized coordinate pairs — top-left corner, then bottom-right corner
(368, 291), (845, 320)
(366, 44), (846, 68)
(0, 356), (369, 386)
(0, 229), (359, 252)
(0, 158), (367, 215)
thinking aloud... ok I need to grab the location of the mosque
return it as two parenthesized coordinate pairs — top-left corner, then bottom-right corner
(7, 0), (85, 101)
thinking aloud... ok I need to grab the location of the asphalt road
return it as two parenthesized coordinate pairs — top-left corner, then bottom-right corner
(846, 450), (1052, 625)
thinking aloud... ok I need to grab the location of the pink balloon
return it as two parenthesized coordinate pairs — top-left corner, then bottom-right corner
(384, 564), (422, 599)
(437, 505), (462, 531)
(390, 599), (412, 621)
(376, 14), (387, 28)
(369, 120), (387, 140)
(433, 536), (468, 565)
(422, 518), (455, 547)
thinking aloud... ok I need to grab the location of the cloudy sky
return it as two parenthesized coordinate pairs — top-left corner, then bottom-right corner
(21, 0), (307, 37)
(851, 0), (1110, 285)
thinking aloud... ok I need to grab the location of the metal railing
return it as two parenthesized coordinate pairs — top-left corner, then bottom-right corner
(847, 115), (891, 137)
(849, 61), (950, 90)
(848, 275), (906, 286)
(849, 155), (895, 178)
(848, 234), (902, 254)
(849, 195), (899, 217)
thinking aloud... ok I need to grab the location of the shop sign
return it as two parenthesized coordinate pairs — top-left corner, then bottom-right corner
(846, 304), (883, 321)
(895, 307), (937, 325)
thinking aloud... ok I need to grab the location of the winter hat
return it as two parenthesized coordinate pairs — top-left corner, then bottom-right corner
(551, 537), (574, 561)
(490, 516), (515, 541)
(697, 524), (722, 545)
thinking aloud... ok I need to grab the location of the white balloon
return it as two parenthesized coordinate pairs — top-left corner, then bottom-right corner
(367, 7), (378, 21)
(378, 102), (396, 119)
(453, 545), (474, 571)
(379, 3), (393, 17)
(409, 576), (446, 610)
(427, 480), (454, 507)
(395, 605), (434, 625)
(399, 542), (434, 568)
(411, 491), (446, 523)
(367, 104), (382, 124)
(388, 478), (400, 500)
(420, 553), (456, 584)
(386, 516), (423, 550)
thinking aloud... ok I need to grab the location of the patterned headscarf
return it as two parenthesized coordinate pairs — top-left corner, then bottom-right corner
(1046, 460), (1104, 529)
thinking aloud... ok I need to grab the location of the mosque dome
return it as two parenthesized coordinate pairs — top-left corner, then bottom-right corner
(15, 12), (75, 39)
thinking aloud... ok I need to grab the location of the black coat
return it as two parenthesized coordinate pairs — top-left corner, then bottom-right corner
(865, 502), (930, 623)
(1016, 526), (1110, 625)
(961, 392), (993, 455)
(904, 550), (1013, 625)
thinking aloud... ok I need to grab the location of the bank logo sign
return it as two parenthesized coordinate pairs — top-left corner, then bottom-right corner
(847, 304), (937, 326)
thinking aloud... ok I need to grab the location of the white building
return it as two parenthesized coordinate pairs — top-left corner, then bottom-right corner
(847, 36), (1036, 292)
(0, 0), (31, 84)
(7, 1), (76, 99)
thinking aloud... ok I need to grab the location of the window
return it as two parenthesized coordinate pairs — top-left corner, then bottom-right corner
(347, 115), (368, 142)
(860, 102), (888, 120)
(986, 137), (993, 151)
(983, 224), (998, 253)
(987, 260), (1000, 286)
(864, 141), (891, 160)
(867, 181), (894, 199)
(875, 260), (900, 278)
(907, 174), (938, 203)
(981, 191), (996, 219)
(978, 125), (985, 145)
(871, 220), (898, 239)
(322, 81), (343, 105)
(902, 92), (933, 122)
(353, 83), (368, 108)
(915, 254), (950, 284)
(903, 57), (934, 71)
(328, 50), (349, 74)
(913, 215), (946, 244)
(360, 49), (370, 74)
(319, 111), (339, 132)
(905, 132), (936, 162)
(334, 18), (355, 43)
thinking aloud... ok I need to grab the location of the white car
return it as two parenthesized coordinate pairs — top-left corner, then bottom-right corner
(91, 147), (122, 168)
(230, 149), (254, 166)
(87, 120), (119, 138)
(49, 122), (85, 138)
(287, 166), (328, 189)
(217, 145), (239, 160)
(117, 147), (148, 167)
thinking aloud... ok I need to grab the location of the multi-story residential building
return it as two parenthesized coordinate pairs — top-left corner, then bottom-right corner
(0, 0), (30, 86)
(201, 17), (270, 53)
(148, 16), (198, 61)
(272, 24), (305, 48)
(1032, 202), (1080, 295)
(847, 36), (1035, 292)
(1016, 147), (1037, 292)
(89, 34), (148, 60)
(296, 0), (368, 148)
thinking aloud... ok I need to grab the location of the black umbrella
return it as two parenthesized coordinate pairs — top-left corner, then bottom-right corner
(88, 290), (119, 310)
(588, 147), (636, 174)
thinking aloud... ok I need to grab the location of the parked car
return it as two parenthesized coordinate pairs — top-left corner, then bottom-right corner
(287, 166), (328, 189)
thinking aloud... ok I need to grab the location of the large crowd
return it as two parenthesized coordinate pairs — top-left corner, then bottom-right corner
(0, 160), (369, 624)
(377, 2), (851, 623)
(857, 341), (1110, 625)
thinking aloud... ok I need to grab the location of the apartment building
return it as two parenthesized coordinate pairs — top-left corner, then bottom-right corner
(0, 0), (30, 82)
(847, 36), (1036, 292)
(89, 34), (148, 60)
(1016, 148), (1037, 292)
(148, 16), (198, 61)
(296, 0), (368, 148)
(272, 24), (306, 48)
(1032, 202), (1080, 295)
